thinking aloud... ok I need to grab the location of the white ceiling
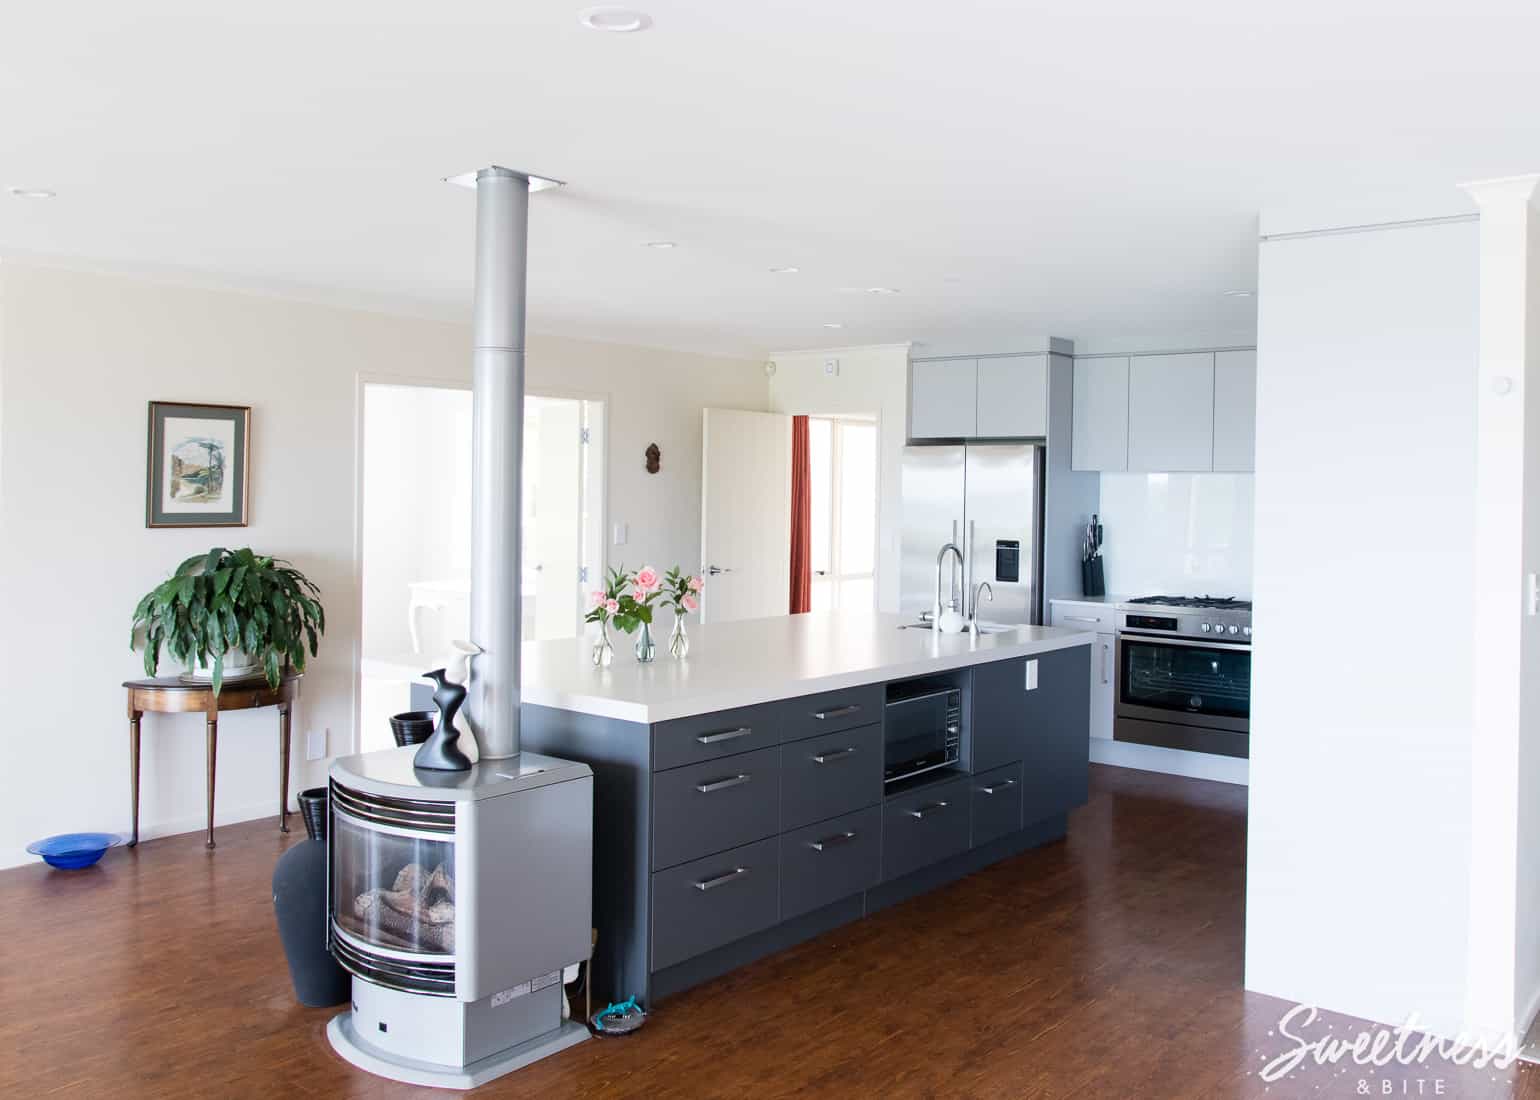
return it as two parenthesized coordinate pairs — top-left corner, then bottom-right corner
(3, 1), (1537, 360)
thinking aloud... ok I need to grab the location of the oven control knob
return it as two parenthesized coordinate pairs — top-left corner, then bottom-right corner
(1200, 623), (1211, 633)
(1226, 624), (1239, 635)
(1242, 626), (1252, 637)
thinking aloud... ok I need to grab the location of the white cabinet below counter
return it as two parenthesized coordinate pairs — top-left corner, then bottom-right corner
(1048, 598), (1117, 742)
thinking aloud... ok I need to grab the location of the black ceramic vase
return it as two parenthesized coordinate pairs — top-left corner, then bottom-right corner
(272, 788), (350, 1007)
(413, 668), (473, 771)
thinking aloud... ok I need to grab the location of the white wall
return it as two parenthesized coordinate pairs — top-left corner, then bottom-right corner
(1098, 473), (1254, 598)
(1245, 216), (1480, 1036)
(767, 344), (909, 613)
(0, 263), (764, 867)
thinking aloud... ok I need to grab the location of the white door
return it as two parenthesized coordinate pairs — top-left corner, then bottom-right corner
(532, 400), (583, 639)
(701, 408), (792, 622)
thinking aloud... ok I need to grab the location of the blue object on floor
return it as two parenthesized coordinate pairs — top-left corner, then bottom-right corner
(26, 832), (122, 869)
(591, 997), (646, 1035)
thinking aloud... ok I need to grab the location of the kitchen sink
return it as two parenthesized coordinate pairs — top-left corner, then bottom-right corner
(897, 620), (1018, 635)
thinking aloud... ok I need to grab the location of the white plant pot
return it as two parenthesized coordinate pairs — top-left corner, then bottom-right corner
(180, 649), (263, 683)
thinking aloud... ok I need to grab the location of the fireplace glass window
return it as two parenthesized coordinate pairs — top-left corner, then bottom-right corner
(331, 813), (456, 956)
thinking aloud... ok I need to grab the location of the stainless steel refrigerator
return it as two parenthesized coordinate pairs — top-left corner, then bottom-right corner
(899, 444), (1045, 625)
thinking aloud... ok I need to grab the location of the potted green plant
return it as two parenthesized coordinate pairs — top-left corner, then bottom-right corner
(130, 547), (325, 694)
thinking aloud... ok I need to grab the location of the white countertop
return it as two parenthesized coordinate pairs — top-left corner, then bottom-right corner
(521, 611), (1092, 724)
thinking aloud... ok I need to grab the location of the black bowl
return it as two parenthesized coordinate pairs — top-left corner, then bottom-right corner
(389, 710), (435, 747)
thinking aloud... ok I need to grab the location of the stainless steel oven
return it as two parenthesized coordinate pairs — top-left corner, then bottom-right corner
(1112, 596), (1252, 759)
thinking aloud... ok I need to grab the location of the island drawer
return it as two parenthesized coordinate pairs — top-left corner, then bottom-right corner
(651, 836), (780, 971)
(969, 761), (1023, 848)
(882, 775), (971, 882)
(780, 684), (884, 744)
(780, 806), (882, 921)
(779, 723), (883, 832)
(652, 702), (782, 772)
(651, 746), (781, 871)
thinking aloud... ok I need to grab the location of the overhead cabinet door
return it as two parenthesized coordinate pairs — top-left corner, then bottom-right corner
(1071, 357), (1129, 471)
(1211, 350), (1257, 472)
(909, 359), (977, 440)
(975, 355), (1048, 438)
(1127, 353), (1215, 472)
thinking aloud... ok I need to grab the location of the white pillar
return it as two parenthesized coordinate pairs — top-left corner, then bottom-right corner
(1461, 173), (1540, 1040)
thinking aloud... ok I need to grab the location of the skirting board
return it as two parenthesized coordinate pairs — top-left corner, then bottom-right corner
(1089, 738), (1249, 786)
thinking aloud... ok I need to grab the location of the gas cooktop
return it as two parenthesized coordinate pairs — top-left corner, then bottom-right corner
(1122, 595), (1252, 611)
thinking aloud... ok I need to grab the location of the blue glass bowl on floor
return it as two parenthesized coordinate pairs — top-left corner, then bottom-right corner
(26, 833), (123, 870)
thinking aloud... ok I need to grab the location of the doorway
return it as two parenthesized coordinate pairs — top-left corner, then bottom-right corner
(807, 415), (878, 613)
(357, 382), (606, 753)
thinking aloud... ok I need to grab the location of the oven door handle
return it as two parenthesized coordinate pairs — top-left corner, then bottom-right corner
(1118, 632), (1250, 652)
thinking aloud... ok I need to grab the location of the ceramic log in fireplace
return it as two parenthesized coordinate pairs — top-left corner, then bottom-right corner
(325, 748), (593, 1089)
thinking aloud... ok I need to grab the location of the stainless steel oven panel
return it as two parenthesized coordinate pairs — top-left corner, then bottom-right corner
(1114, 633), (1250, 735)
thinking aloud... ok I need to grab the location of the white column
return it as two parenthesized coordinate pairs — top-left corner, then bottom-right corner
(1461, 173), (1540, 1040)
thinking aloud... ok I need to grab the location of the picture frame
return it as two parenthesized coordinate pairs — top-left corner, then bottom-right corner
(145, 401), (251, 528)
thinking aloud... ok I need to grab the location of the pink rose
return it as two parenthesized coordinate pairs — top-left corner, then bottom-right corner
(682, 594), (699, 612)
(688, 575), (704, 592)
(631, 587), (648, 603)
(634, 566), (660, 593)
(589, 589), (607, 607)
(604, 599), (620, 614)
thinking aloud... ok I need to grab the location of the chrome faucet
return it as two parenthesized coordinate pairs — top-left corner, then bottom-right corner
(967, 582), (994, 636)
(933, 542), (965, 630)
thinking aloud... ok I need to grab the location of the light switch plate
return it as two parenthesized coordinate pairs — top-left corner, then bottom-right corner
(1024, 660), (1038, 691)
(613, 522), (628, 546)
(306, 728), (327, 761)
(823, 358), (840, 377)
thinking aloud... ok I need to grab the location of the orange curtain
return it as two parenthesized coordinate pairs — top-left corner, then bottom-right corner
(790, 415), (812, 614)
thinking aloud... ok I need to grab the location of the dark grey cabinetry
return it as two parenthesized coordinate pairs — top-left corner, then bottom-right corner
(651, 836), (780, 971)
(779, 723), (882, 831)
(652, 746), (781, 871)
(882, 775), (972, 880)
(780, 806), (882, 921)
(971, 647), (1090, 821)
(970, 761), (1024, 847)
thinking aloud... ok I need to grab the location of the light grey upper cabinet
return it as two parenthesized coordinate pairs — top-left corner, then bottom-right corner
(1211, 350), (1257, 472)
(1127, 353), (1215, 472)
(975, 355), (1048, 439)
(909, 359), (977, 440)
(1071, 357), (1129, 471)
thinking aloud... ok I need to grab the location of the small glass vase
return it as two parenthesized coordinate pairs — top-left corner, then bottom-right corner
(668, 614), (689, 659)
(591, 624), (615, 668)
(634, 621), (656, 663)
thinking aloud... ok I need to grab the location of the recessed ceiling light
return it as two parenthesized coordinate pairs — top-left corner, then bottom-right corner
(770, 266), (800, 274)
(7, 186), (55, 199)
(823, 322), (844, 329)
(1223, 289), (1254, 297)
(642, 240), (676, 249)
(866, 286), (899, 295)
(579, 6), (652, 32)
(443, 170), (564, 192)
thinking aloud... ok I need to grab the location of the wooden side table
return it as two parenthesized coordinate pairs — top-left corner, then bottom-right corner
(123, 671), (303, 849)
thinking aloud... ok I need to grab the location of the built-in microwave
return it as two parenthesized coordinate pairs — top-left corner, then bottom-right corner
(883, 684), (962, 784)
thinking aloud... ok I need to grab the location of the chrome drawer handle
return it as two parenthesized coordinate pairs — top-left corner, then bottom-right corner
(979, 779), (1018, 795)
(812, 704), (862, 720)
(812, 747), (857, 764)
(907, 800), (950, 819)
(694, 867), (749, 891)
(808, 831), (857, 852)
(696, 773), (750, 794)
(697, 726), (753, 745)
(1062, 615), (1100, 624)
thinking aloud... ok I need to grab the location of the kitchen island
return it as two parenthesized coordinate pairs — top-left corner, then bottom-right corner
(519, 611), (1092, 1007)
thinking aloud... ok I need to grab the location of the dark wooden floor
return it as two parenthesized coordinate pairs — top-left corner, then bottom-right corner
(3, 765), (1533, 1099)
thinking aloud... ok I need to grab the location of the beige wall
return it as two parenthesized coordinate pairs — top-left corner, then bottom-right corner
(767, 344), (909, 612)
(0, 263), (764, 866)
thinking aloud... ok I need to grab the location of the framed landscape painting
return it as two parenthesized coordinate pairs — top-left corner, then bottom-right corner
(146, 401), (251, 528)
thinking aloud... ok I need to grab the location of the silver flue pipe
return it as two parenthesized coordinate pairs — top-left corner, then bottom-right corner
(466, 166), (530, 760)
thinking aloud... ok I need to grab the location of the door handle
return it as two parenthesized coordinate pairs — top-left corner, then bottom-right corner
(979, 779), (1018, 795)
(705, 565), (734, 576)
(808, 831), (857, 852)
(694, 867), (749, 891)
(696, 773), (751, 794)
(1101, 641), (1111, 685)
(696, 726), (753, 745)
(812, 704), (862, 720)
(907, 800), (950, 819)
(812, 747), (857, 764)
